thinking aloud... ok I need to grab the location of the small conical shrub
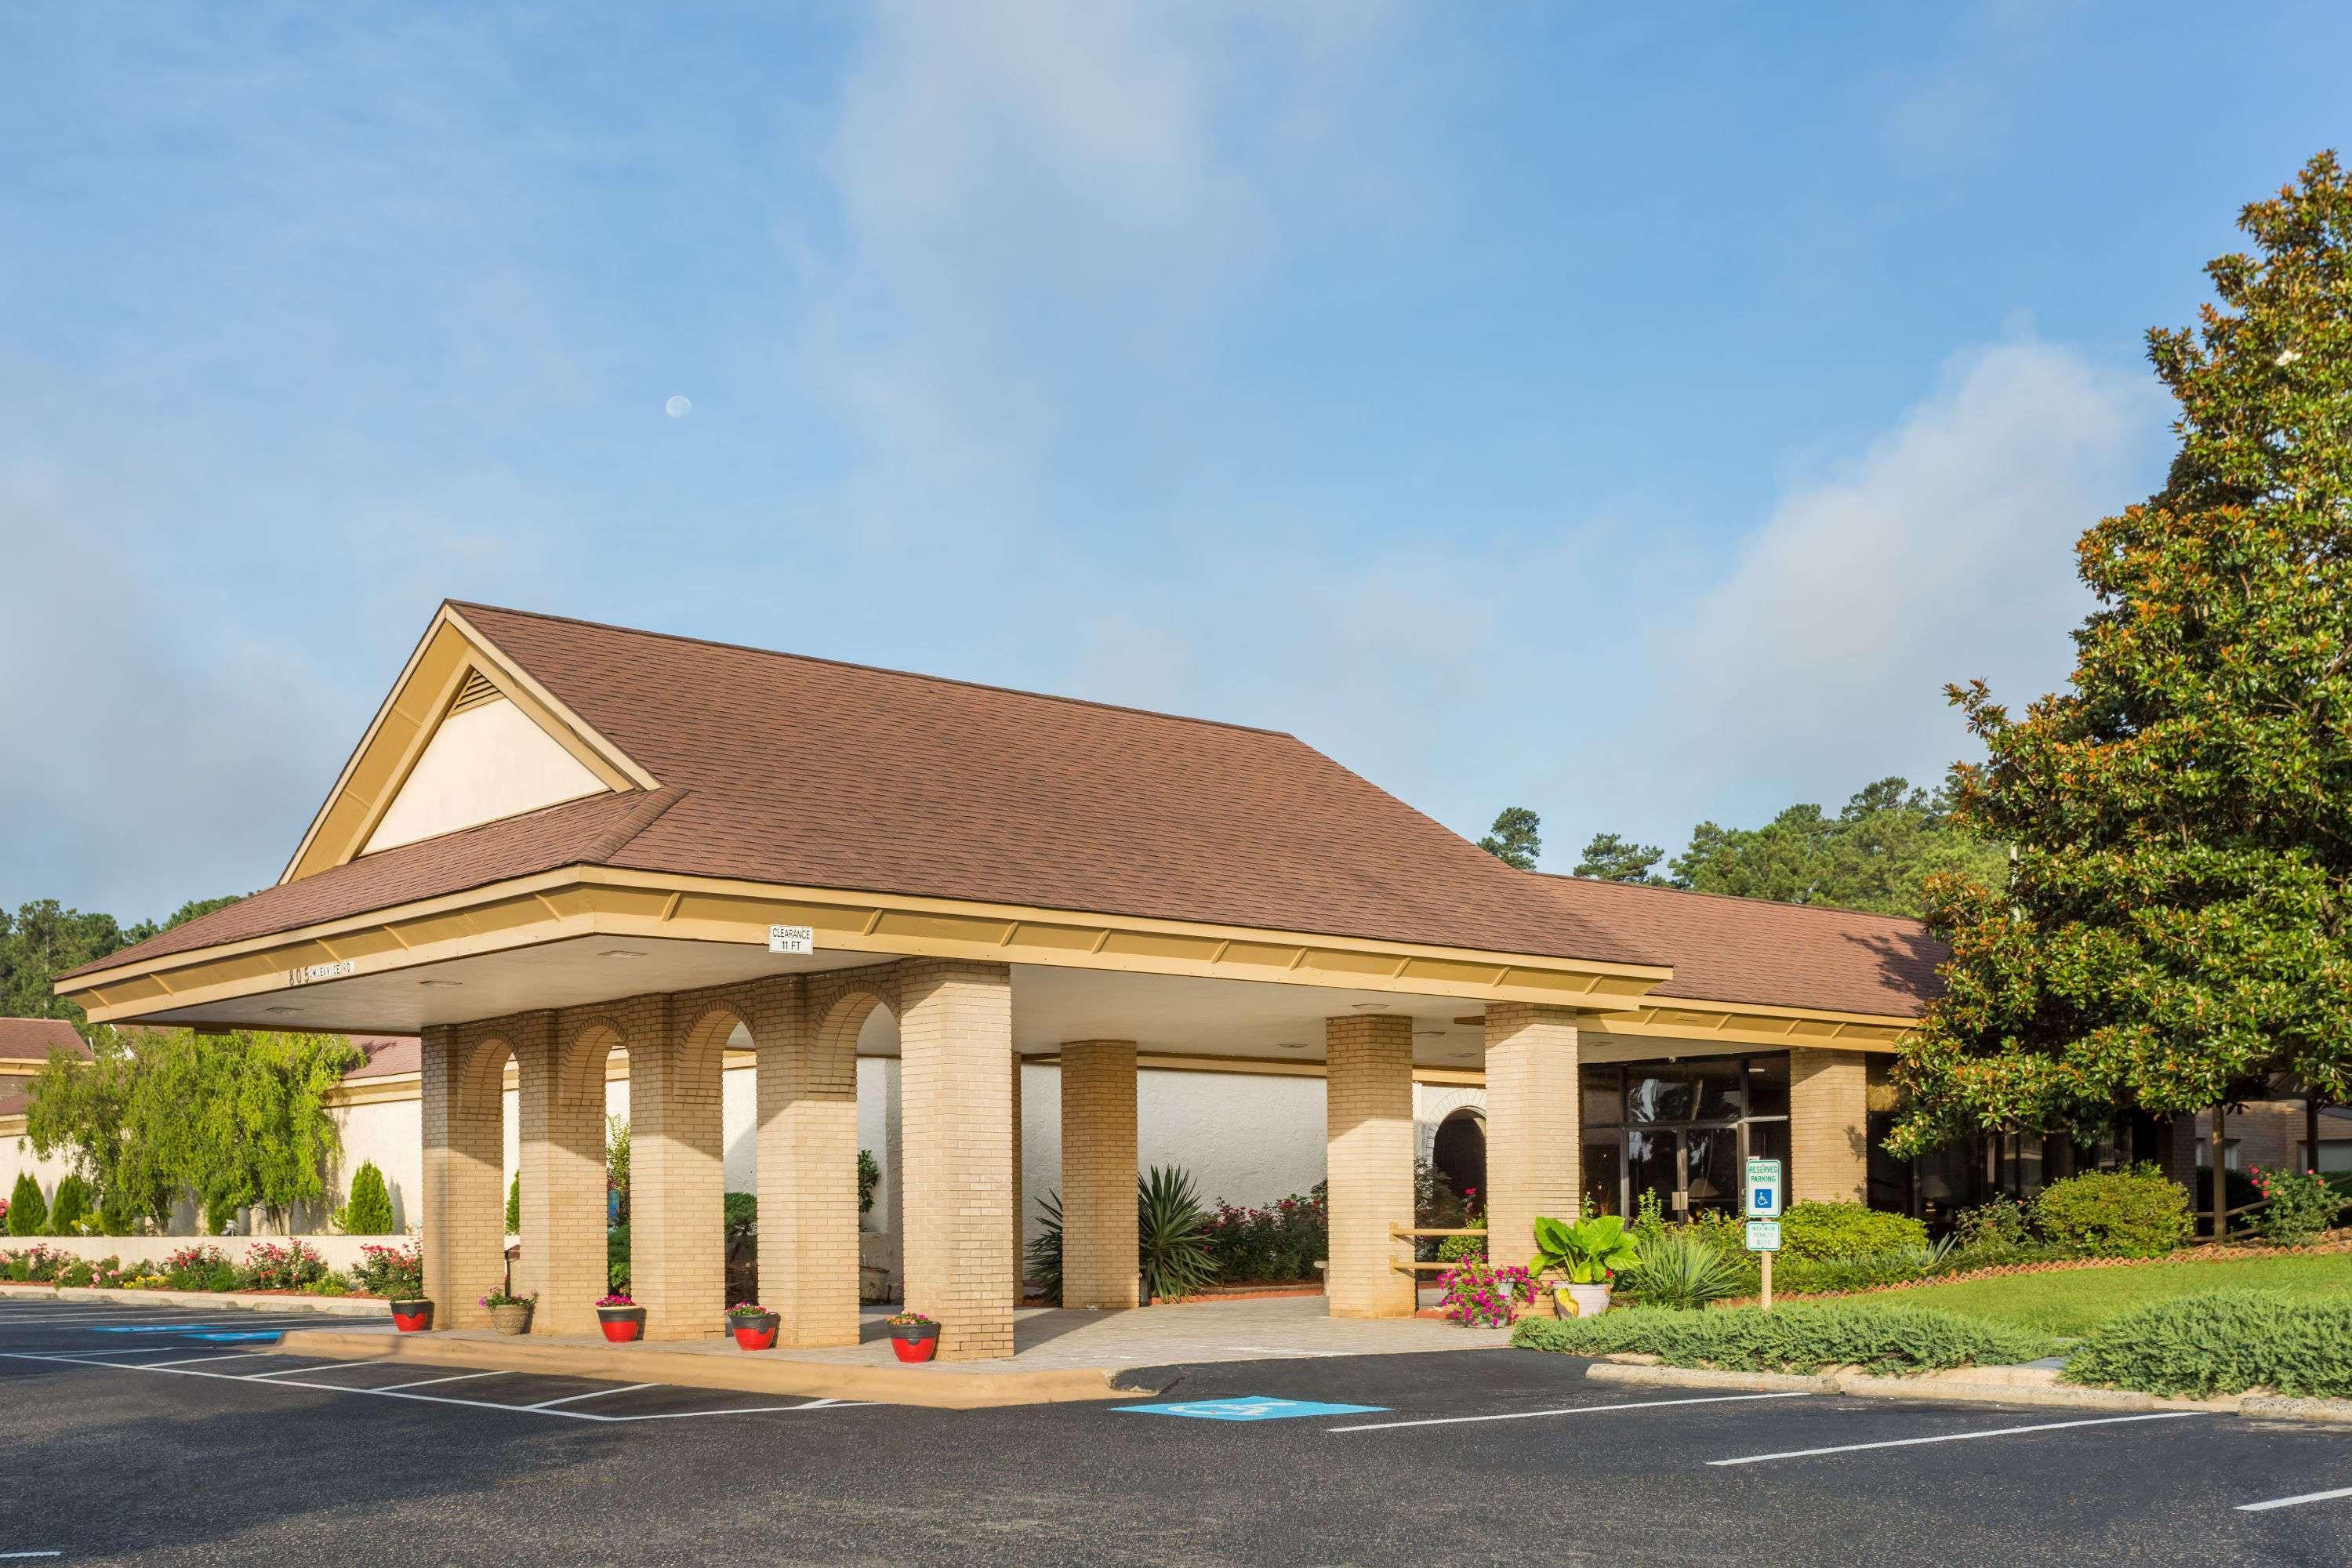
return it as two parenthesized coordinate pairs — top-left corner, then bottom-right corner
(339, 1161), (395, 1236)
(506, 1173), (521, 1234)
(96, 1182), (140, 1237)
(7, 1173), (48, 1236)
(47, 1174), (89, 1236)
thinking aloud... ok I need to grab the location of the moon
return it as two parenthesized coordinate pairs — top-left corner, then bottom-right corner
(664, 395), (692, 419)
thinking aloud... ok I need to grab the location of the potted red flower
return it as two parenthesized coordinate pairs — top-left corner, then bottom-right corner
(390, 1298), (434, 1333)
(727, 1301), (779, 1350)
(887, 1310), (940, 1363)
(596, 1292), (645, 1343)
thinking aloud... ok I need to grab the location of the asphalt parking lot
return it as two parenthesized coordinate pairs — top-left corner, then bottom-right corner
(4, 1299), (2350, 1566)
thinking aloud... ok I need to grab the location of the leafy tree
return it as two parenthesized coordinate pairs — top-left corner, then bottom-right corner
(47, 1174), (89, 1235)
(506, 1172), (521, 1234)
(606, 1114), (630, 1224)
(1575, 832), (1668, 884)
(21, 1029), (165, 1225)
(1477, 806), (1543, 870)
(6, 1173), (46, 1236)
(1892, 154), (2352, 1153)
(0, 893), (242, 1022)
(1669, 778), (2006, 917)
(339, 1160), (395, 1236)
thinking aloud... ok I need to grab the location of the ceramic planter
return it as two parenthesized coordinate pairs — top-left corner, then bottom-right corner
(390, 1298), (434, 1333)
(729, 1312), (780, 1350)
(1557, 1281), (1612, 1319)
(890, 1321), (940, 1363)
(489, 1301), (534, 1336)
(597, 1305), (646, 1344)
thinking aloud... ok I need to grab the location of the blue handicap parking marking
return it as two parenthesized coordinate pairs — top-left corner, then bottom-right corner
(91, 1325), (242, 1334)
(1117, 1396), (1385, 1422)
(183, 1330), (283, 1342)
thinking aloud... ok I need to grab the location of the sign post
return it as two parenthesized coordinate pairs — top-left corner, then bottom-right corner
(1744, 1157), (1784, 1310)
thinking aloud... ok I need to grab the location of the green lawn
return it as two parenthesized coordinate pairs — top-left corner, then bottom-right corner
(1889, 1251), (2352, 1336)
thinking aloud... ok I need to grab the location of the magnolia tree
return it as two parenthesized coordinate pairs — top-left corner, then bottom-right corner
(1892, 154), (2352, 1154)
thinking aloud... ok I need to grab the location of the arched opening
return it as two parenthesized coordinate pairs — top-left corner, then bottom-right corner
(838, 993), (900, 1308)
(1432, 1108), (1486, 1218)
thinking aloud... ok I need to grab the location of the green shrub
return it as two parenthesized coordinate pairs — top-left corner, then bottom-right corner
(506, 1173), (520, 1235)
(2033, 1167), (2192, 1258)
(1775, 1247), (1929, 1294)
(1623, 1228), (1747, 1310)
(238, 1240), (331, 1291)
(338, 1161), (396, 1236)
(1779, 1201), (1928, 1261)
(1956, 1199), (2032, 1251)
(1025, 1192), (1063, 1305)
(1138, 1165), (1216, 1301)
(96, 1182), (140, 1237)
(58, 1257), (96, 1288)
(1512, 1301), (2054, 1374)
(2065, 1290), (2352, 1398)
(858, 1149), (880, 1217)
(1436, 1231), (1486, 1265)
(1202, 1191), (1326, 1283)
(607, 1225), (630, 1295)
(47, 1175), (90, 1236)
(724, 1191), (757, 1243)
(7, 1174), (47, 1237)
(302, 1274), (352, 1297)
(350, 1241), (423, 1298)
(2252, 1167), (2338, 1247)
(161, 1244), (238, 1293)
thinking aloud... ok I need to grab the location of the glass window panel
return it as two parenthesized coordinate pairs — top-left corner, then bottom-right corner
(1691, 1058), (1744, 1120)
(1582, 1138), (1624, 1217)
(1624, 1067), (1693, 1125)
(1744, 1055), (1791, 1118)
(1581, 1063), (1622, 1129)
(1745, 1120), (1789, 1187)
(1686, 1127), (1738, 1215)
(1627, 1128), (1679, 1217)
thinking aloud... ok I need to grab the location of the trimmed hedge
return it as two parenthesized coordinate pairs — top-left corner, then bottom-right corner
(1779, 1201), (1928, 1261)
(2033, 1169), (2192, 1258)
(2064, 1290), (2352, 1398)
(1512, 1301), (2053, 1374)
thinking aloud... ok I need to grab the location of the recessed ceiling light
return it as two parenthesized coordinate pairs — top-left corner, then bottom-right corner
(417, 979), (463, 989)
(1276, 1041), (1308, 1051)
(1349, 1002), (1388, 1011)
(1414, 1030), (1444, 1038)
(600, 949), (645, 960)
(265, 1007), (298, 1015)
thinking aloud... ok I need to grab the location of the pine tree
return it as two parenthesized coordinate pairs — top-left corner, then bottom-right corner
(1477, 806), (1543, 870)
(46, 1174), (89, 1236)
(339, 1160), (395, 1236)
(6, 1173), (47, 1237)
(1893, 154), (2352, 1152)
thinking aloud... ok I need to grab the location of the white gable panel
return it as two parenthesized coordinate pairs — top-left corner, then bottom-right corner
(362, 695), (608, 855)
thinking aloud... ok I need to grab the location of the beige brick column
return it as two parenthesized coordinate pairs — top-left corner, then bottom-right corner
(1325, 1013), (1415, 1319)
(1483, 1004), (1582, 1272)
(1059, 1040), (1139, 1308)
(630, 996), (728, 1339)
(755, 978), (860, 1347)
(514, 1012), (605, 1335)
(1789, 1047), (1869, 1203)
(899, 959), (1016, 1359)
(419, 1025), (503, 1328)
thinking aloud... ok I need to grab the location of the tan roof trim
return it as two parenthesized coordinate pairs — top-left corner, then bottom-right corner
(59, 865), (1674, 1029)
(1597, 998), (1911, 1052)
(278, 605), (659, 886)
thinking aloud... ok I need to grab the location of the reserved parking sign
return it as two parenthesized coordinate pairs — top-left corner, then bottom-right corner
(1744, 1157), (1783, 1219)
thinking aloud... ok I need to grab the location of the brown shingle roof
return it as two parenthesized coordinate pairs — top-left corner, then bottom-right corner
(1534, 874), (1947, 1018)
(76, 603), (1668, 977)
(343, 1036), (419, 1080)
(0, 1018), (91, 1065)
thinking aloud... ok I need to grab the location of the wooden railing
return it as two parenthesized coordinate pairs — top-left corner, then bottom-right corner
(1388, 1225), (1484, 1275)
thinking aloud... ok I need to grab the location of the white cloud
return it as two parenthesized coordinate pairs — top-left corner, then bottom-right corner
(1661, 337), (2166, 809)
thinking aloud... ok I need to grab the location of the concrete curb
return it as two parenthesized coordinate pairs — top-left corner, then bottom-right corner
(2240, 1396), (2352, 1425)
(0, 1282), (390, 1318)
(275, 1328), (1147, 1410)
(1579, 1359), (2247, 1418)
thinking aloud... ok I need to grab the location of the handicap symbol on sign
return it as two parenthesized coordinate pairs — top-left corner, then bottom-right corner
(1117, 1395), (1385, 1422)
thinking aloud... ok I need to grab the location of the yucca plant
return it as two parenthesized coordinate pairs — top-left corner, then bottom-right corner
(1026, 1190), (1065, 1306)
(1138, 1165), (1218, 1302)
(1623, 1227), (1745, 1310)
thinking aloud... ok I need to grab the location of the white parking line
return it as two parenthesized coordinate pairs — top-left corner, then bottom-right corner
(1223, 1345), (1348, 1359)
(1708, 1410), (2210, 1466)
(0, 1352), (877, 1423)
(242, 1363), (353, 1381)
(1329, 1391), (1811, 1433)
(2237, 1485), (2352, 1513)
(138, 1352), (276, 1370)
(374, 1370), (508, 1392)
(0, 1551), (64, 1559)
(528, 1382), (660, 1410)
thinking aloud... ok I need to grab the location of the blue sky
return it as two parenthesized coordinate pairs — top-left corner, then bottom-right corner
(4, 1), (2347, 920)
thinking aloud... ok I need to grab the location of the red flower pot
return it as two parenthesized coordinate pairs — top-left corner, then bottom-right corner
(598, 1305), (645, 1343)
(890, 1323), (940, 1363)
(390, 1299), (433, 1333)
(731, 1313), (779, 1350)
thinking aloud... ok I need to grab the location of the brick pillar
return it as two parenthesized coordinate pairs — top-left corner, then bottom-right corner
(514, 1012), (604, 1336)
(756, 978), (859, 1347)
(419, 1025), (503, 1329)
(630, 996), (727, 1339)
(1790, 1047), (1869, 1203)
(1060, 1040), (1139, 1308)
(1325, 1013), (1415, 1319)
(1483, 1004), (1581, 1272)
(900, 959), (1016, 1360)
